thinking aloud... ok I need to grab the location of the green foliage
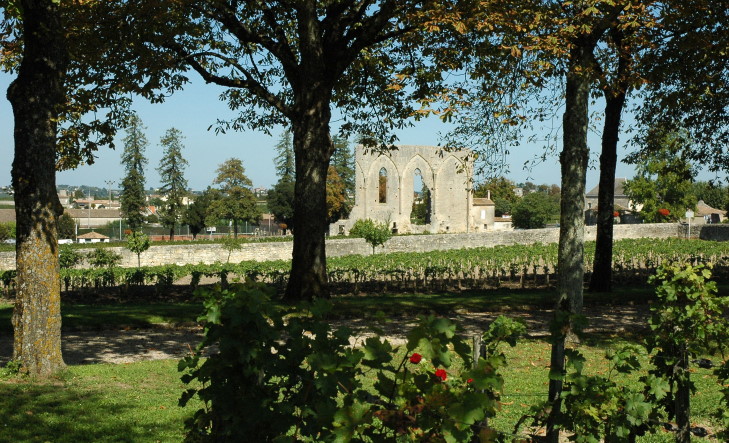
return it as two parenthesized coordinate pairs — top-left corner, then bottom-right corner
(86, 248), (122, 268)
(646, 263), (729, 438)
(474, 177), (520, 217)
(411, 185), (431, 225)
(0, 360), (21, 378)
(184, 188), (214, 239)
(624, 126), (698, 222)
(59, 245), (82, 269)
(220, 236), (245, 263)
(715, 360), (729, 441)
(157, 127), (189, 237)
(179, 282), (521, 441)
(349, 218), (393, 254)
(179, 281), (364, 441)
(208, 158), (260, 238)
(273, 130), (294, 181)
(120, 114), (148, 231)
(267, 178), (295, 231)
(554, 345), (666, 442)
(331, 135), (355, 217)
(57, 213), (76, 239)
(126, 231), (150, 268)
(0, 222), (14, 242)
(692, 181), (728, 210)
(511, 192), (558, 229)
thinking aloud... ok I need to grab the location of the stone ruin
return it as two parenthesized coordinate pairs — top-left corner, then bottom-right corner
(329, 145), (495, 235)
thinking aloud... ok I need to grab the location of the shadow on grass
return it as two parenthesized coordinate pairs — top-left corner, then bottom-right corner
(0, 382), (173, 442)
(0, 303), (202, 334)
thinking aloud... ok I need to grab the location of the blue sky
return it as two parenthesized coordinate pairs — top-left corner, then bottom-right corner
(0, 70), (710, 193)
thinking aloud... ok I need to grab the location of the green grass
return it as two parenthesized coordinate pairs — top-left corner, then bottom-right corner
(0, 284), (661, 332)
(0, 338), (722, 442)
(326, 284), (658, 318)
(0, 359), (199, 443)
(0, 302), (202, 333)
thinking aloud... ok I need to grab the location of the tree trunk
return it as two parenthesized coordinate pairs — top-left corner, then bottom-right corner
(675, 343), (691, 443)
(169, 226), (174, 241)
(590, 34), (629, 293)
(233, 220), (238, 238)
(8, 0), (68, 376)
(545, 41), (593, 442)
(285, 95), (333, 300)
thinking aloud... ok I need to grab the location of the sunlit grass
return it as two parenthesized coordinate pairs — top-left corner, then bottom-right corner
(0, 359), (200, 443)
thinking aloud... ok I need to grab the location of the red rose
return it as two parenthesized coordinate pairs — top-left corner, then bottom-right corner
(409, 353), (422, 364)
(658, 208), (670, 216)
(434, 369), (447, 381)
(467, 378), (473, 384)
(613, 211), (619, 217)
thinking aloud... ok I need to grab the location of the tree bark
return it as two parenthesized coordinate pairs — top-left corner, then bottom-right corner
(589, 33), (630, 293)
(8, 0), (68, 376)
(675, 343), (691, 443)
(545, 40), (593, 442)
(285, 92), (333, 300)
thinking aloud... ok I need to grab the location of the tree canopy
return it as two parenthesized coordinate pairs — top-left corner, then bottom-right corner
(119, 114), (148, 231)
(157, 127), (189, 240)
(208, 158), (259, 238)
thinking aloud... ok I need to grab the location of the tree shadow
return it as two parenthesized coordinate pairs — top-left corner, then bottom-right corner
(0, 382), (179, 442)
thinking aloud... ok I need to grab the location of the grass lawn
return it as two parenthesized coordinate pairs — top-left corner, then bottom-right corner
(0, 360), (199, 443)
(0, 302), (203, 333)
(0, 283), (660, 332)
(0, 339), (721, 442)
(0, 284), (725, 441)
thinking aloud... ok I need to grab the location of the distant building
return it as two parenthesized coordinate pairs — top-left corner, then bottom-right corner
(585, 178), (633, 212)
(695, 200), (726, 224)
(67, 208), (121, 228)
(253, 187), (269, 198)
(76, 231), (110, 244)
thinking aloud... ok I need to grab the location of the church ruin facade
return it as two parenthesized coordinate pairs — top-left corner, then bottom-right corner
(330, 145), (495, 235)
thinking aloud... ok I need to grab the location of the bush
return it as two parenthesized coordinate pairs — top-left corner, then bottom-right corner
(59, 245), (82, 269)
(86, 248), (122, 268)
(511, 192), (558, 229)
(0, 222), (15, 242)
(349, 218), (392, 254)
(179, 282), (523, 441)
(58, 213), (76, 239)
(126, 231), (150, 268)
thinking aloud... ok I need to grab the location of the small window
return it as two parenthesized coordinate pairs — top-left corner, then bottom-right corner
(379, 168), (387, 203)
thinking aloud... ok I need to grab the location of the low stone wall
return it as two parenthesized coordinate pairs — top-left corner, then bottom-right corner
(697, 224), (729, 241)
(0, 223), (690, 270)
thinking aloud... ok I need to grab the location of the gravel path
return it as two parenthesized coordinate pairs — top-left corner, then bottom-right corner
(0, 304), (650, 366)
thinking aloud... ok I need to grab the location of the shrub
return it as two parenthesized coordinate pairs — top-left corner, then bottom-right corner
(0, 222), (15, 242)
(179, 282), (523, 441)
(511, 192), (558, 229)
(86, 248), (122, 268)
(349, 218), (392, 254)
(126, 231), (150, 268)
(59, 245), (82, 269)
(58, 213), (76, 239)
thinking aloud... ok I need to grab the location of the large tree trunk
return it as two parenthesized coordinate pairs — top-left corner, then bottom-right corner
(545, 41), (593, 442)
(8, 0), (68, 376)
(285, 94), (333, 300)
(589, 34), (629, 293)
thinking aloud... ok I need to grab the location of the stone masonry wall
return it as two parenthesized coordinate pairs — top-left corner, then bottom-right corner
(0, 223), (706, 271)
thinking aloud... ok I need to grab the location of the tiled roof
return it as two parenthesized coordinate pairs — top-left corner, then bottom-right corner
(77, 231), (110, 239)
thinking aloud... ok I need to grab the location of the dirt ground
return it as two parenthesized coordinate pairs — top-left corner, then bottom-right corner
(0, 301), (650, 366)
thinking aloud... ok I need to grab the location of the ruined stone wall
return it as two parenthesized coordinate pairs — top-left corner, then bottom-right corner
(331, 145), (474, 235)
(0, 223), (700, 271)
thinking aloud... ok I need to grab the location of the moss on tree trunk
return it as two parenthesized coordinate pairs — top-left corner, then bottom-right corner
(8, 0), (68, 376)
